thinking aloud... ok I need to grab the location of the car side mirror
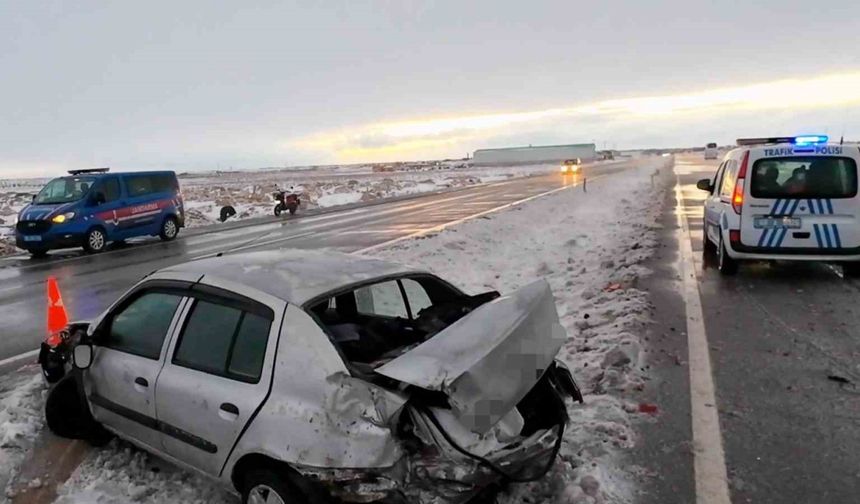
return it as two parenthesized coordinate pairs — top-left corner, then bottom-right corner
(72, 344), (93, 370)
(696, 178), (714, 193)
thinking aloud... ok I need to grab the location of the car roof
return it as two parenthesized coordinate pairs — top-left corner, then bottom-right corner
(158, 249), (424, 306)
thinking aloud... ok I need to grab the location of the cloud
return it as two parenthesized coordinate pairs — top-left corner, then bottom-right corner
(292, 71), (860, 161)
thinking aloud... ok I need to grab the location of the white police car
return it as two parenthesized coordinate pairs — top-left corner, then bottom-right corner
(697, 135), (860, 276)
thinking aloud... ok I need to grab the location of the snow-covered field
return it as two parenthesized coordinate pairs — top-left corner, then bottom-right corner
(0, 162), (568, 257)
(0, 157), (672, 503)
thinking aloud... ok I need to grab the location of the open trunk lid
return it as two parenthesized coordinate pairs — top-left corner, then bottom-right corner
(374, 279), (566, 434)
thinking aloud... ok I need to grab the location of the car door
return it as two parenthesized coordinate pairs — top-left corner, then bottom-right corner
(86, 176), (126, 238)
(703, 162), (726, 243)
(154, 282), (283, 476)
(86, 288), (188, 451)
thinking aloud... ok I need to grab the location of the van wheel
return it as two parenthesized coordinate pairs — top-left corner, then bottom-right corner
(718, 235), (738, 275)
(242, 468), (305, 504)
(159, 217), (179, 241)
(842, 262), (860, 278)
(83, 228), (107, 254)
(28, 248), (49, 258)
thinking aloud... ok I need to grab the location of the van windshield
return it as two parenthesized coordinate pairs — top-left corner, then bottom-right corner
(34, 176), (97, 204)
(706, 143), (717, 149)
(750, 157), (858, 199)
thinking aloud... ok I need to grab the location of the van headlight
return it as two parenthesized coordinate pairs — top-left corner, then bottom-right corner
(51, 212), (75, 224)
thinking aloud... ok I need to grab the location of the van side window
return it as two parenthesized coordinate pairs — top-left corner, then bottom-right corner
(719, 161), (737, 198)
(105, 291), (183, 359)
(102, 177), (121, 203)
(127, 176), (154, 196)
(173, 299), (273, 383)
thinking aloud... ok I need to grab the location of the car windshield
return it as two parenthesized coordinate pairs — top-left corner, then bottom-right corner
(33, 176), (97, 204)
(750, 156), (858, 199)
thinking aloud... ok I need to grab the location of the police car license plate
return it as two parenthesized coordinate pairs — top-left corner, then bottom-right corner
(754, 217), (801, 229)
(23, 235), (42, 242)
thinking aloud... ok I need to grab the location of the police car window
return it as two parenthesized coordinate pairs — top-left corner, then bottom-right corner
(102, 177), (121, 202)
(713, 162), (726, 191)
(750, 157), (858, 199)
(719, 161), (737, 198)
(173, 299), (272, 383)
(106, 291), (182, 359)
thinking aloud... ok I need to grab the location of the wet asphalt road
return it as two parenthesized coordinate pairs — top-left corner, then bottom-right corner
(674, 155), (860, 503)
(0, 161), (636, 362)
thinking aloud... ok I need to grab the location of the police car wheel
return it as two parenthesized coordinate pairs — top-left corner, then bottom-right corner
(84, 228), (106, 254)
(159, 217), (179, 241)
(718, 236), (738, 275)
(842, 262), (860, 278)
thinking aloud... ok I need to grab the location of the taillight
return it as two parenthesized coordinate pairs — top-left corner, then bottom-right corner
(731, 151), (750, 214)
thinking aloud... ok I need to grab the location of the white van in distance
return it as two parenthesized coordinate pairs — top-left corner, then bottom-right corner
(704, 142), (719, 160)
(697, 135), (860, 276)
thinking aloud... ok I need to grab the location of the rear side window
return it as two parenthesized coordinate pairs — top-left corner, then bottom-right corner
(355, 281), (408, 318)
(126, 174), (177, 196)
(106, 292), (182, 359)
(719, 161), (738, 198)
(173, 299), (273, 383)
(750, 157), (858, 199)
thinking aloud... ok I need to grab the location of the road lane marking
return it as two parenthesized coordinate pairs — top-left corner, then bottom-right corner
(353, 174), (606, 254)
(675, 176), (732, 504)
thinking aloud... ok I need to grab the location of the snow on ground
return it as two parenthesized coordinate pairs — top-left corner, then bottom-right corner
(0, 157), (671, 503)
(0, 365), (46, 497)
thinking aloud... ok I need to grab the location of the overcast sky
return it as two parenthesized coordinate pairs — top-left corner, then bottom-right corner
(2, 0), (859, 177)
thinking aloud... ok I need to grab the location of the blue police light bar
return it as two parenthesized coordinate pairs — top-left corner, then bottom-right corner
(793, 135), (828, 145)
(736, 136), (828, 146)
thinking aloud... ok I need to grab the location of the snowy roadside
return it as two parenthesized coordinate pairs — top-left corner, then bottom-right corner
(0, 157), (673, 503)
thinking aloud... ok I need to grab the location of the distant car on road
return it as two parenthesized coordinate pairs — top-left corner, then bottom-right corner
(704, 143), (719, 160)
(15, 168), (184, 257)
(44, 250), (582, 504)
(697, 135), (860, 276)
(560, 158), (582, 174)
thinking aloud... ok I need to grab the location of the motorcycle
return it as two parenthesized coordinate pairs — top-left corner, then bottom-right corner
(273, 187), (301, 216)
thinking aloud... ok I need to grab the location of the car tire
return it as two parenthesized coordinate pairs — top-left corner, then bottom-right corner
(718, 234), (738, 276)
(159, 216), (179, 241)
(28, 248), (49, 258)
(842, 262), (860, 278)
(242, 468), (306, 504)
(83, 227), (107, 254)
(45, 374), (112, 446)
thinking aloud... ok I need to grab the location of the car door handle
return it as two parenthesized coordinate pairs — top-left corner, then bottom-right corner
(219, 403), (240, 421)
(133, 377), (149, 393)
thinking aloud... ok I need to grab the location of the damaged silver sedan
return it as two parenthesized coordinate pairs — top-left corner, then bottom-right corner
(44, 249), (583, 503)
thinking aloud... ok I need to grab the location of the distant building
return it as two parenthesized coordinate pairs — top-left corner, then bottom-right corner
(472, 143), (596, 166)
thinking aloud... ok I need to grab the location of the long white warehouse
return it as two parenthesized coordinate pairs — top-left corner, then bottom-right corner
(472, 143), (596, 166)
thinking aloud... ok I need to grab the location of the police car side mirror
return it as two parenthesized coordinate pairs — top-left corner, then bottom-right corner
(696, 178), (714, 193)
(72, 344), (93, 370)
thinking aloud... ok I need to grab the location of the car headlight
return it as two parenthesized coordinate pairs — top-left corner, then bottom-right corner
(51, 212), (75, 223)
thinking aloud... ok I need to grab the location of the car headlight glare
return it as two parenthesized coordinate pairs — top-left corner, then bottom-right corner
(51, 212), (75, 223)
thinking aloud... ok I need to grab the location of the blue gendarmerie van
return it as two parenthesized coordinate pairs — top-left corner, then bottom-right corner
(15, 168), (185, 257)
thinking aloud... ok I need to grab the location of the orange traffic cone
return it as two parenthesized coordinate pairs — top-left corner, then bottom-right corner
(46, 276), (69, 347)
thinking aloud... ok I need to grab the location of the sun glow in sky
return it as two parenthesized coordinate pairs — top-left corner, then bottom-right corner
(295, 71), (860, 162)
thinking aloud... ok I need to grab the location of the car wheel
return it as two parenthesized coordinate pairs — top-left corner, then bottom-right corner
(159, 216), (179, 241)
(718, 234), (738, 276)
(83, 228), (107, 254)
(46, 374), (112, 446)
(28, 248), (49, 258)
(842, 262), (860, 278)
(242, 468), (305, 504)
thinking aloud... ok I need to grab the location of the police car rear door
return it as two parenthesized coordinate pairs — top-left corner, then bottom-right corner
(742, 143), (860, 251)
